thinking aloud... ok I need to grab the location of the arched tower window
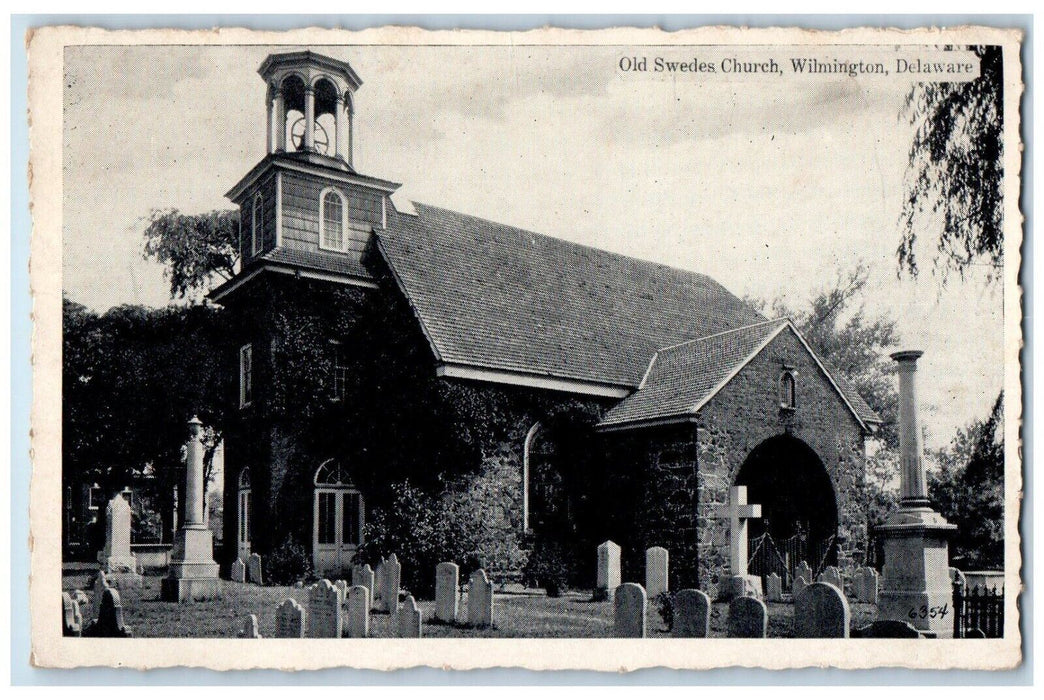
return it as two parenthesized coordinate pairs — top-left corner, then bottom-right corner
(312, 459), (364, 576)
(237, 468), (252, 558)
(780, 370), (797, 409)
(319, 188), (346, 251)
(251, 193), (263, 256)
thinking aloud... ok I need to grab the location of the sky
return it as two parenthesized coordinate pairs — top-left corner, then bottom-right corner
(61, 43), (1005, 448)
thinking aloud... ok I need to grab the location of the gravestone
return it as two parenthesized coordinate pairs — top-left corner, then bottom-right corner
(795, 561), (813, 585)
(352, 563), (375, 610)
(645, 547), (669, 600)
(595, 540), (621, 601)
(721, 486), (762, 600)
(230, 558), (246, 583)
(97, 494), (141, 589)
(793, 575), (810, 600)
(396, 595), (423, 638)
(346, 585), (370, 638)
(613, 583), (647, 638)
(373, 559), (386, 610)
(765, 573), (783, 602)
(468, 569), (494, 628)
(859, 567), (879, 604)
(72, 589), (90, 610)
(335, 579), (348, 601)
(247, 553), (264, 585)
(84, 587), (132, 638)
(62, 592), (82, 637)
(728, 596), (768, 638)
(672, 589), (711, 638)
(852, 620), (921, 638)
(307, 579), (343, 638)
(435, 562), (459, 624)
(378, 554), (402, 614)
(238, 614), (262, 638)
(794, 582), (850, 638)
(92, 570), (110, 612)
(275, 598), (306, 638)
(817, 565), (843, 591)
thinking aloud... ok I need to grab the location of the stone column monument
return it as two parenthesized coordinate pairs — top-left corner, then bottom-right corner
(162, 416), (221, 602)
(876, 351), (956, 637)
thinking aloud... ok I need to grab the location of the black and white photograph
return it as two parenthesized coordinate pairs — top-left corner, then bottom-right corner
(26, 24), (1023, 671)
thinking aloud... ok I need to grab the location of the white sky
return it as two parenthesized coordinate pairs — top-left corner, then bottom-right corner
(61, 44), (1005, 447)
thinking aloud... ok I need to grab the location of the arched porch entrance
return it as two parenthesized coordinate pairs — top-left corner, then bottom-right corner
(735, 434), (838, 589)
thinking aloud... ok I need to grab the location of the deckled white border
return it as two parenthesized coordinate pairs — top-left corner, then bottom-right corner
(28, 24), (1024, 671)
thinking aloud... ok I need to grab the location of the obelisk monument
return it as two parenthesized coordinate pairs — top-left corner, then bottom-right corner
(162, 416), (221, 601)
(876, 351), (956, 637)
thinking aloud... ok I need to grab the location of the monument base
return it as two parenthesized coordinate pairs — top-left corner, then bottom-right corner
(161, 525), (220, 602)
(722, 574), (763, 601)
(876, 506), (957, 639)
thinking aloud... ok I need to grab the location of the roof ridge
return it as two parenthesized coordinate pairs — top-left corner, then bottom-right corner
(407, 200), (731, 287)
(654, 317), (788, 354)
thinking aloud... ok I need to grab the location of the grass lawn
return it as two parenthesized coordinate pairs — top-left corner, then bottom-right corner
(64, 567), (877, 638)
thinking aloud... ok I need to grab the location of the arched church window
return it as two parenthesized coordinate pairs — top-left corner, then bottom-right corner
(320, 188), (346, 251)
(780, 370), (797, 409)
(237, 468), (252, 558)
(523, 422), (567, 534)
(313, 459), (364, 576)
(252, 193), (263, 256)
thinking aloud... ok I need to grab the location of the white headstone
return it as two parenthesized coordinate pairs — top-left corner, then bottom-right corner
(596, 541), (621, 600)
(275, 598), (306, 638)
(435, 562), (460, 624)
(237, 613), (262, 638)
(765, 572), (783, 602)
(728, 596), (768, 638)
(467, 569), (494, 628)
(346, 585), (370, 638)
(62, 593), (82, 637)
(373, 559), (386, 610)
(613, 582), (647, 638)
(352, 562), (375, 607)
(378, 554), (401, 614)
(396, 595), (423, 638)
(795, 561), (813, 585)
(645, 547), (669, 600)
(98, 494), (137, 573)
(335, 579), (348, 601)
(230, 558), (246, 583)
(817, 565), (843, 591)
(307, 579), (343, 638)
(862, 567), (879, 604)
(247, 553), (264, 585)
(673, 588), (711, 638)
(794, 582), (850, 638)
(793, 575), (810, 600)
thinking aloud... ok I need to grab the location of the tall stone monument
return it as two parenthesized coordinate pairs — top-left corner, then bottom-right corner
(162, 416), (221, 601)
(876, 351), (956, 638)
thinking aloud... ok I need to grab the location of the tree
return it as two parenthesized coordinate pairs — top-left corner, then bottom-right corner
(929, 393), (1004, 569)
(142, 208), (240, 300)
(899, 45), (1004, 282)
(62, 298), (234, 546)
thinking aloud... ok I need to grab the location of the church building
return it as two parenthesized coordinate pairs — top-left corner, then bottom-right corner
(213, 50), (881, 598)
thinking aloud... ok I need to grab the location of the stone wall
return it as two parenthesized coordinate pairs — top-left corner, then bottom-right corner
(694, 326), (869, 596)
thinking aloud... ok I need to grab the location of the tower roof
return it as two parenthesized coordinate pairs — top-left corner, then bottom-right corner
(258, 50), (363, 91)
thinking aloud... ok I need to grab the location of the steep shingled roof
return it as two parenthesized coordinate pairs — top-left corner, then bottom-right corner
(598, 319), (880, 430)
(375, 202), (767, 388)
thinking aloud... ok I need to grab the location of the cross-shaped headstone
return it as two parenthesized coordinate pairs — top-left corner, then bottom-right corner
(727, 486), (761, 576)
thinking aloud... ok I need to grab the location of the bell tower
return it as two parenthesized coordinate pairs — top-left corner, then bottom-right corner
(260, 50), (361, 166)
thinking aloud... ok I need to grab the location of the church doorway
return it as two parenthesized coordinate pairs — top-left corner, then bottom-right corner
(312, 459), (364, 577)
(734, 434), (838, 588)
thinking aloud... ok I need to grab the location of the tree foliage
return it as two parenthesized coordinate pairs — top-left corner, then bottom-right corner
(899, 45), (1004, 282)
(142, 208), (240, 299)
(929, 393), (1004, 569)
(62, 297), (234, 545)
